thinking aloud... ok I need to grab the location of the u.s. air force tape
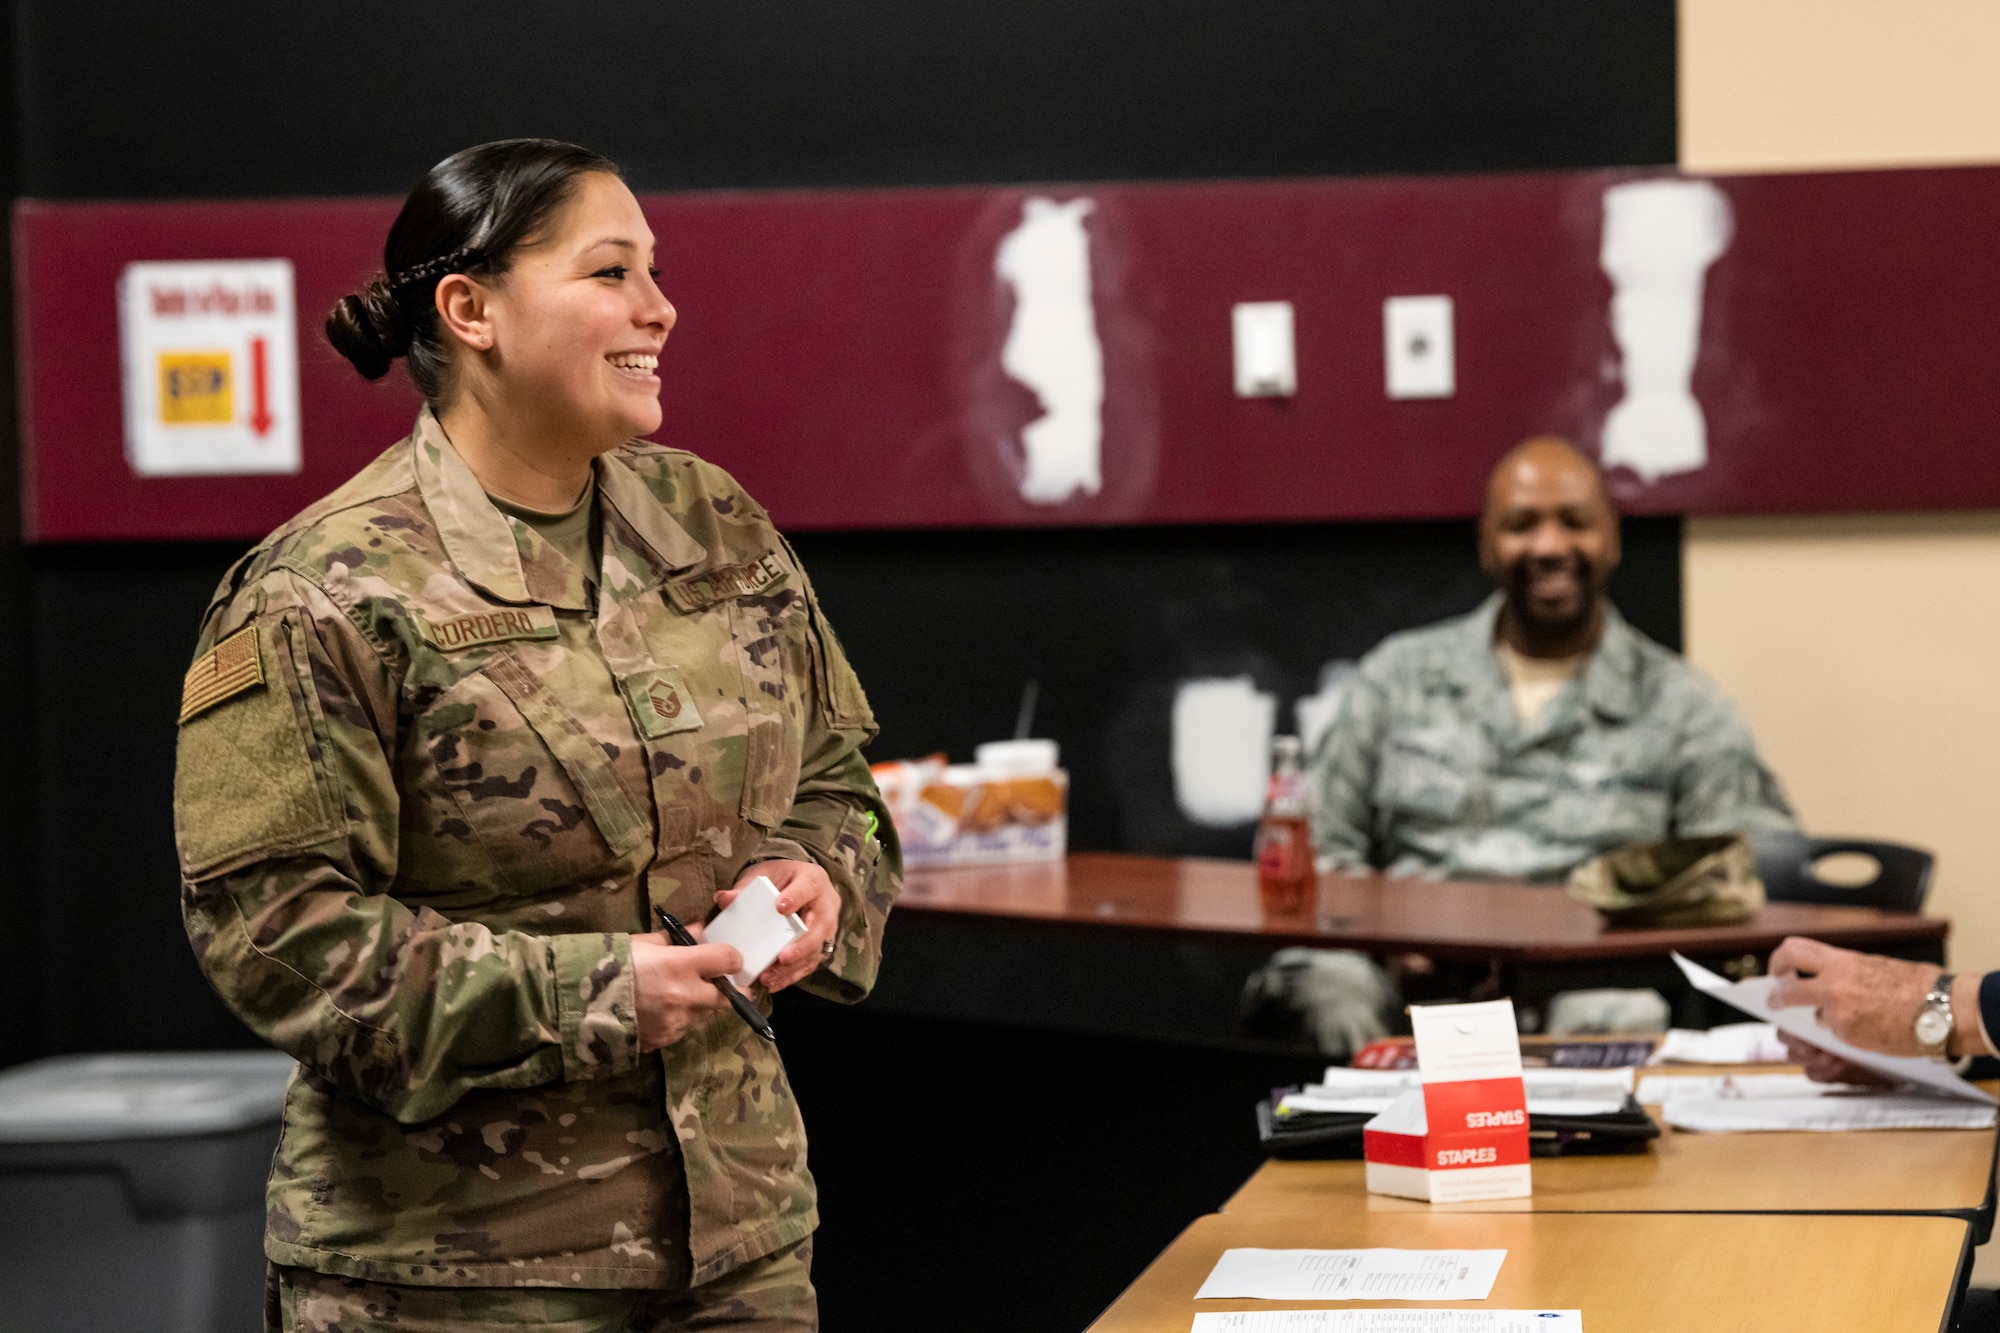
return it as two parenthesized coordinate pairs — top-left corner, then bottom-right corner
(418, 605), (561, 652)
(180, 626), (265, 723)
(665, 553), (787, 613)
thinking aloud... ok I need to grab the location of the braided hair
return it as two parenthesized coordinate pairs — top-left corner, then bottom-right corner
(326, 139), (621, 400)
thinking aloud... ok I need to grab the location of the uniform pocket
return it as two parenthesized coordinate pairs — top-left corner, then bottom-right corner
(1541, 784), (1670, 847)
(1374, 746), (1470, 822)
(421, 653), (651, 896)
(175, 613), (345, 878)
(733, 594), (807, 829)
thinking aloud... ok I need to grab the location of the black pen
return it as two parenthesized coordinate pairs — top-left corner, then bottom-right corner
(655, 907), (777, 1043)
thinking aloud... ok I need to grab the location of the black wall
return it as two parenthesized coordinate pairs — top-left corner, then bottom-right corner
(4, 6), (1678, 1325)
(5, 0), (1679, 1070)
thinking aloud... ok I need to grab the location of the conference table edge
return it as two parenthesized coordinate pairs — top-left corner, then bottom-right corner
(1082, 1211), (1973, 1333)
(892, 896), (1949, 962)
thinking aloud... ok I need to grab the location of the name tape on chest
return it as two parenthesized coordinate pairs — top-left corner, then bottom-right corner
(180, 626), (265, 723)
(665, 553), (787, 613)
(419, 605), (560, 652)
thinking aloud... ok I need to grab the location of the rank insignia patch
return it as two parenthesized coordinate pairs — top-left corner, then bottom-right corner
(621, 667), (705, 739)
(180, 626), (265, 723)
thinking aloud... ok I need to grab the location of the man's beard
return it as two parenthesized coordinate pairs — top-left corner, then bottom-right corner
(1503, 555), (1601, 639)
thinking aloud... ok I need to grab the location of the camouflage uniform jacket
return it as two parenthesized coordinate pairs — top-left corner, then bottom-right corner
(174, 409), (899, 1290)
(1309, 595), (1796, 882)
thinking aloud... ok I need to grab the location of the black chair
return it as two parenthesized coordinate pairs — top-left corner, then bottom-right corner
(1749, 831), (1935, 914)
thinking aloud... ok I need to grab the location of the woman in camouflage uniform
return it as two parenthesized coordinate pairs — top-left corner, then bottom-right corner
(174, 140), (897, 1332)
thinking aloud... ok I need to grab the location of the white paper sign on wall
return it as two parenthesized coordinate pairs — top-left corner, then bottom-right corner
(118, 259), (302, 477)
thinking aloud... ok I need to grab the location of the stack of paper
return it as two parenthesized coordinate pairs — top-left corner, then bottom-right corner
(1647, 1022), (1789, 1065)
(1636, 1070), (1996, 1131)
(1279, 1068), (1632, 1119)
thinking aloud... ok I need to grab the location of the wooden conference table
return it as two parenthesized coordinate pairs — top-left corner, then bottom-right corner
(1087, 1071), (1998, 1331)
(1088, 1210), (1971, 1333)
(900, 852), (1949, 963)
(1224, 1072), (2000, 1229)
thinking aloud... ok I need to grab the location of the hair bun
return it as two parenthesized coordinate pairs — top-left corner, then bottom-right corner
(325, 279), (412, 381)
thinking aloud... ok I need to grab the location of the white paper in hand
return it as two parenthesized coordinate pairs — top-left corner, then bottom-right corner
(1670, 953), (1996, 1105)
(704, 876), (808, 989)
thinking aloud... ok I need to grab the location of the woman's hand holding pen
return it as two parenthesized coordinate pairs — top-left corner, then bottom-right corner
(631, 925), (743, 1051)
(715, 859), (839, 993)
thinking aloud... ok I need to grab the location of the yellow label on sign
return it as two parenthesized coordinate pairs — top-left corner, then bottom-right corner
(158, 350), (234, 424)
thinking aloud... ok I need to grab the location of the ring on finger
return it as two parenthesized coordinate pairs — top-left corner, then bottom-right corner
(820, 939), (836, 960)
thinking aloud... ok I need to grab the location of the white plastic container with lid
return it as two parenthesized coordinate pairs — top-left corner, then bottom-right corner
(972, 738), (1060, 777)
(0, 1050), (294, 1333)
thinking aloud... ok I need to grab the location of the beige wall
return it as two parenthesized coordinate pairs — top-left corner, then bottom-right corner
(1681, 0), (2000, 174)
(1684, 516), (2000, 973)
(1678, 0), (2000, 969)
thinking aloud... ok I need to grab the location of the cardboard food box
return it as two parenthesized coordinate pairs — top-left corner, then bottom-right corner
(1363, 999), (1532, 1203)
(871, 742), (1068, 868)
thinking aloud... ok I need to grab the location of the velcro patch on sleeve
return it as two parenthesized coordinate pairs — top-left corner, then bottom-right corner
(665, 552), (787, 613)
(418, 604), (560, 652)
(180, 626), (265, 723)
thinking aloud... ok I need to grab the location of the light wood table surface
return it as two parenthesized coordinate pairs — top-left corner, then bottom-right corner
(1086, 1209), (1970, 1333)
(1227, 1071), (2000, 1228)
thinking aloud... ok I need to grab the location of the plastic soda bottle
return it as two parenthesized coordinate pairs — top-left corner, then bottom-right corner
(1255, 735), (1317, 916)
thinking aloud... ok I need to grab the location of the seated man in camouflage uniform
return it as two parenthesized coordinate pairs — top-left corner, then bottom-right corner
(1310, 436), (1796, 882)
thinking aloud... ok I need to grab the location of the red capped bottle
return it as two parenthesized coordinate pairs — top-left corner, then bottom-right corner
(1254, 734), (1317, 916)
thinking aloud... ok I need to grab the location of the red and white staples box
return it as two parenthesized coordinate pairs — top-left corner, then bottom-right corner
(1363, 999), (1531, 1203)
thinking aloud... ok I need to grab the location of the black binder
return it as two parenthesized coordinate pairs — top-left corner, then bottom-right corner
(1255, 1087), (1661, 1160)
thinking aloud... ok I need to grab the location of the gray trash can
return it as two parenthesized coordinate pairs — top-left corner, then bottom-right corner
(0, 1050), (294, 1333)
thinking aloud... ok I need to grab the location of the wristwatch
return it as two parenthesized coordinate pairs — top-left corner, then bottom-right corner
(1915, 972), (1956, 1059)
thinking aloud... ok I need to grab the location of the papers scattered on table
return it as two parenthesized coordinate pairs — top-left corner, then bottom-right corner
(1634, 1071), (1997, 1132)
(1635, 1072), (1836, 1104)
(1279, 1068), (1632, 1119)
(1192, 1314), (1580, 1332)
(1671, 954), (1998, 1106)
(1648, 1022), (1790, 1065)
(1664, 1094), (1995, 1133)
(1194, 1249), (1505, 1302)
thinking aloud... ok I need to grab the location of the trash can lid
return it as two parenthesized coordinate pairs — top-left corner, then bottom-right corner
(0, 1051), (295, 1142)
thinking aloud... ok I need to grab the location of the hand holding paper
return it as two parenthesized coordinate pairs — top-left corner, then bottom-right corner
(1671, 953), (1994, 1106)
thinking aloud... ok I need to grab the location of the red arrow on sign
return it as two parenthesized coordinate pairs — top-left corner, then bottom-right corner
(249, 336), (273, 436)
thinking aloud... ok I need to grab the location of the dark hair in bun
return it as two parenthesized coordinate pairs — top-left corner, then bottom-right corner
(326, 138), (621, 400)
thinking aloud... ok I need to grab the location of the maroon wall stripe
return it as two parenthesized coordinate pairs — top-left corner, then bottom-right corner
(16, 166), (2000, 542)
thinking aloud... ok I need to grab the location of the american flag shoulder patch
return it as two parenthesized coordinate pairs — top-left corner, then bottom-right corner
(179, 626), (266, 723)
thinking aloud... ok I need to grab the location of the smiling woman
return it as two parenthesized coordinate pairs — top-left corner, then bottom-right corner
(176, 140), (898, 1332)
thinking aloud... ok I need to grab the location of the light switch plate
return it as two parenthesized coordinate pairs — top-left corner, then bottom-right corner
(1384, 295), (1455, 399)
(1232, 301), (1296, 398)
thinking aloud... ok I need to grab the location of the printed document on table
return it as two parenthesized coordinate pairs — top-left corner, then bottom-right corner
(1636, 1071), (1995, 1131)
(1663, 1094), (1995, 1132)
(1670, 954), (1997, 1105)
(1194, 1249), (1505, 1302)
(1191, 1312), (1580, 1332)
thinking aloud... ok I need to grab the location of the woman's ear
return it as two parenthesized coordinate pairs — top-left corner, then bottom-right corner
(434, 273), (495, 352)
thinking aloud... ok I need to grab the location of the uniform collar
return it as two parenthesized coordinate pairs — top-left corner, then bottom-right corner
(411, 409), (704, 609)
(595, 449), (708, 590)
(1452, 593), (1641, 742)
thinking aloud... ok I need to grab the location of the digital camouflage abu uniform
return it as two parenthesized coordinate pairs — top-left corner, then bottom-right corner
(1310, 595), (1795, 881)
(174, 409), (898, 1291)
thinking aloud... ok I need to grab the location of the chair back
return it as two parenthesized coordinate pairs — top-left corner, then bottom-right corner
(1749, 832), (1934, 913)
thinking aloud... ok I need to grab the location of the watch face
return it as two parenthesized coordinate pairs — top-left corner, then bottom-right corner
(1916, 1008), (1952, 1046)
